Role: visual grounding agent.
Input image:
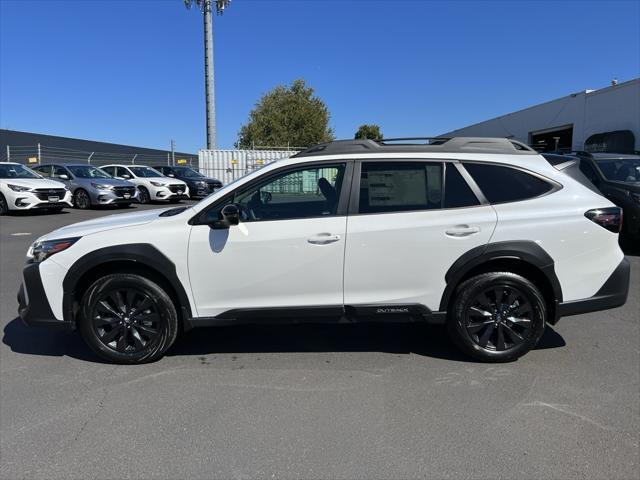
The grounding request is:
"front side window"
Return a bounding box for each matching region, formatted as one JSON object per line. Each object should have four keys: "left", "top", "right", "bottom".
{"left": 53, "top": 165, "right": 69, "bottom": 178}
{"left": 101, "top": 166, "right": 115, "bottom": 176}
{"left": 358, "top": 162, "right": 442, "bottom": 214}
{"left": 595, "top": 158, "right": 640, "bottom": 183}
{"left": 234, "top": 164, "right": 346, "bottom": 222}
{"left": 464, "top": 163, "right": 554, "bottom": 204}
{"left": 0, "top": 164, "right": 41, "bottom": 179}
{"left": 67, "top": 165, "right": 112, "bottom": 179}
{"left": 34, "top": 165, "right": 52, "bottom": 177}
{"left": 129, "top": 166, "right": 162, "bottom": 178}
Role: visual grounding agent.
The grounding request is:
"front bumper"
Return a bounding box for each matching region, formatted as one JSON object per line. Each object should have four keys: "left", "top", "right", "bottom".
{"left": 10, "top": 191, "right": 73, "bottom": 210}
{"left": 91, "top": 189, "right": 139, "bottom": 205}
{"left": 154, "top": 185, "right": 189, "bottom": 201}
{"left": 18, "top": 262, "right": 74, "bottom": 330}
{"left": 557, "top": 258, "right": 631, "bottom": 319}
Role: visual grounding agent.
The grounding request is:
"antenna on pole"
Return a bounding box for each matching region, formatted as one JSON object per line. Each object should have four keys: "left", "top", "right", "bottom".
{"left": 184, "top": 1, "right": 231, "bottom": 150}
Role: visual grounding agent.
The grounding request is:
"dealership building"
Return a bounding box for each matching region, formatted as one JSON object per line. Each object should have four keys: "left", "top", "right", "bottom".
{"left": 441, "top": 77, "right": 639, "bottom": 153}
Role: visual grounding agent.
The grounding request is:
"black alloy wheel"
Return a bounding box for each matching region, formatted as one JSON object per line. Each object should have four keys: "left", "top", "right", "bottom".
{"left": 74, "top": 189, "right": 91, "bottom": 209}
{"left": 465, "top": 285, "right": 533, "bottom": 351}
{"left": 79, "top": 273, "right": 178, "bottom": 363}
{"left": 91, "top": 288, "right": 161, "bottom": 353}
{"left": 448, "top": 272, "right": 546, "bottom": 362}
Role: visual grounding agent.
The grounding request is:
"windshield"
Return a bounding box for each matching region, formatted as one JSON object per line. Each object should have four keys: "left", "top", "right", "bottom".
{"left": 67, "top": 165, "right": 112, "bottom": 179}
{"left": 0, "top": 164, "right": 41, "bottom": 179}
{"left": 129, "top": 166, "right": 163, "bottom": 178}
{"left": 596, "top": 158, "right": 640, "bottom": 183}
{"left": 175, "top": 167, "right": 204, "bottom": 178}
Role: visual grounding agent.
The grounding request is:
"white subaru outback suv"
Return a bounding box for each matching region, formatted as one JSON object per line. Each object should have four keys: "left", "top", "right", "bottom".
{"left": 101, "top": 164, "right": 188, "bottom": 204}
{"left": 18, "top": 138, "right": 630, "bottom": 364}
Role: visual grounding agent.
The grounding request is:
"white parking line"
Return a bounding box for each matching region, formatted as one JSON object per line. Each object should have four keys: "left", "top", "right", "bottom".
{"left": 11, "top": 232, "right": 32, "bottom": 236}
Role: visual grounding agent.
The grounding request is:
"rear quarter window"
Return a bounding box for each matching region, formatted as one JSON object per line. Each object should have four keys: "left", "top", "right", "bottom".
{"left": 464, "top": 163, "right": 554, "bottom": 204}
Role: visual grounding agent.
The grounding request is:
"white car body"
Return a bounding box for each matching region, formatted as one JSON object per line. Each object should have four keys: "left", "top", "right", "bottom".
{"left": 18, "top": 138, "right": 630, "bottom": 362}
{"left": 101, "top": 164, "right": 189, "bottom": 202}
{"left": 0, "top": 162, "right": 73, "bottom": 212}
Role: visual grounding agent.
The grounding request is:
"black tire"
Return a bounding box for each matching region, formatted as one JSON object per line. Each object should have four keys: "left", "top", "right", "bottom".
{"left": 0, "top": 193, "right": 8, "bottom": 215}
{"left": 79, "top": 273, "right": 178, "bottom": 364}
{"left": 138, "top": 187, "right": 150, "bottom": 204}
{"left": 447, "top": 272, "right": 547, "bottom": 363}
{"left": 74, "top": 189, "right": 91, "bottom": 209}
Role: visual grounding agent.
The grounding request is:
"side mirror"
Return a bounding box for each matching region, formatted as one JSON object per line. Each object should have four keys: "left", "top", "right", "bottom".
{"left": 210, "top": 204, "right": 240, "bottom": 229}
{"left": 167, "top": 173, "right": 175, "bottom": 178}
{"left": 58, "top": 174, "right": 69, "bottom": 180}
{"left": 121, "top": 174, "right": 131, "bottom": 179}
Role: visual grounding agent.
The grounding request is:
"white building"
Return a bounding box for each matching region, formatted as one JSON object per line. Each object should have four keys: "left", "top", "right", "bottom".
{"left": 441, "top": 77, "right": 639, "bottom": 153}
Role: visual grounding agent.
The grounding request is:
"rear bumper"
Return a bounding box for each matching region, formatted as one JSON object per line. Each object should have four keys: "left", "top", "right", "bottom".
{"left": 557, "top": 258, "right": 630, "bottom": 319}
{"left": 17, "top": 262, "right": 74, "bottom": 330}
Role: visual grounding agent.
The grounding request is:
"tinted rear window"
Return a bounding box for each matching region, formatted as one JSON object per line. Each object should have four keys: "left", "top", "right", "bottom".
{"left": 464, "top": 163, "right": 554, "bottom": 204}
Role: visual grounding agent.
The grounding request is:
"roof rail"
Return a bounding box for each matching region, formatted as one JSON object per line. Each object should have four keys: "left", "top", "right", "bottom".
{"left": 292, "top": 137, "right": 537, "bottom": 158}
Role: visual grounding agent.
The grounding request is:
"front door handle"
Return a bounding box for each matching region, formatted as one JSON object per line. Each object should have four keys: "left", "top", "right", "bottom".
{"left": 445, "top": 225, "right": 481, "bottom": 237}
{"left": 307, "top": 233, "right": 341, "bottom": 245}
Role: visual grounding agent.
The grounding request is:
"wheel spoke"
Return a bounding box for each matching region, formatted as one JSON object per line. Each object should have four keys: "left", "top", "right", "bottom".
{"left": 94, "top": 316, "right": 119, "bottom": 327}
{"left": 496, "top": 324, "right": 506, "bottom": 350}
{"left": 133, "top": 312, "right": 160, "bottom": 324}
{"left": 469, "top": 306, "right": 492, "bottom": 317}
{"left": 136, "top": 296, "right": 152, "bottom": 312}
{"left": 503, "top": 324, "right": 525, "bottom": 344}
{"left": 507, "top": 316, "right": 532, "bottom": 326}
{"left": 136, "top": 323, "right": 159, "bottom": 339}
{"left": 97, "top": 300, "right": 120, "bottom": 318}
{"left": 494, "top": 287, "right": 504, "bottom": 306}
{"left": 467, "top": 319, "right": 494, "bottom": 333}
{"left": 116, "top": 329, "right": 128, "bottom": 351}
{"left": 130, "top": 327, "right": 146, "bottom": 349}
{"left": 126, "top": 290, "right": 137, "bottom": 310}
{"left": 477, "top": 324, "right": 495, "bottom": 348}
{"left": 100, "top": 325, "right": 122, "bottom": 344}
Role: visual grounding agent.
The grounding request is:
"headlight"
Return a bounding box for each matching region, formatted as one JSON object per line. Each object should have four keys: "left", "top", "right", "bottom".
{"left": 91, "top": 183, "right": 113, "bottom": 190}
{"left": 31, "top": 237, "right": 81, "bottom": 263}
{"left": 150, "top": 181, "right": 167, "bottom": 187}
{"left": 8, "top": 184, "right": 31, "bottom": 192}
{"left": 195, "top": 181, "right": 207, "bottom": 187}
{"left": 630, "top": 192, "right": 640, "bottom": 205}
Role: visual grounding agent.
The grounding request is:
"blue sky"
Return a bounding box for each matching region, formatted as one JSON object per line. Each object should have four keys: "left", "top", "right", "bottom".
{"left": 1, "top": 0, "right": 638, "bottom": 152}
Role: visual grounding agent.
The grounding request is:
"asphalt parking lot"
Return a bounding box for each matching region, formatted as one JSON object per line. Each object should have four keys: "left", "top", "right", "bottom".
{"left": 0, "top": 203, "right": 638, "bottom": 480}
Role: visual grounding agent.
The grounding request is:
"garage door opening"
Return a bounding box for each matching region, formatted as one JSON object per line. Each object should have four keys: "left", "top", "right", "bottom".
{"left": 530, "top": 125, "right": 573, "bottom": 152}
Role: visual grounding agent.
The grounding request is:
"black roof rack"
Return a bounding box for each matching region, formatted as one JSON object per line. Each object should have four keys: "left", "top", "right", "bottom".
{"left": 292, "top": 137, "right": 537, "bottom": 158}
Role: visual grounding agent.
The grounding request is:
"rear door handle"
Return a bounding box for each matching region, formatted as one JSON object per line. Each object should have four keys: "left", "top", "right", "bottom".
{"left": 307, "top": 233, "right": 341, "bottom": 245}
{"left": 445, "top": 225, "right": 481, "bottom": 237}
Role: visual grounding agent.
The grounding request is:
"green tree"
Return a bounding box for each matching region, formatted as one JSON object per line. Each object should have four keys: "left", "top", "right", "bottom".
{"left": 354, "top": 124, "right": 383, "bottom": 140}
{"left": 236, "top": 79, "right": 334, "bottom": 149}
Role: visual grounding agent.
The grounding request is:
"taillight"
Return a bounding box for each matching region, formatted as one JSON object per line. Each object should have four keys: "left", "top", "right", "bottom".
{"left": 585, "top": 207, "right": 623, "bottom": 233}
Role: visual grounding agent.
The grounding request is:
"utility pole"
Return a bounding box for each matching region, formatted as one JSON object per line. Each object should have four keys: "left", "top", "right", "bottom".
{"left": 171, "top": 139, "right": 176, "bottom": 166}
{"left": 184, "top": 0, "right": 231, "bottom": 150}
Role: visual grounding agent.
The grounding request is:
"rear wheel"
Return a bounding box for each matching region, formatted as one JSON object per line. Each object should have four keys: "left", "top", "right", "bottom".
{"left": 0, "top": 193, "right": 8, "bottom": 215}
{"left": 138, "top": 187, "right": 150, "bottom": 204}
{"left": 447, "top": 272, "right": 547, "bottom": 362}
{"left": 79, "top": 273, "right": 178, "bottom": 364}
{"left": 74, "top": 189, "right": 91, "bottom": 209}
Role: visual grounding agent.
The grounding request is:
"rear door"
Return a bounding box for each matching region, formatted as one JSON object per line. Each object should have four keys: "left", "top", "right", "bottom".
{"left": 343, "top": 160, "right": 497, "bottom": 311}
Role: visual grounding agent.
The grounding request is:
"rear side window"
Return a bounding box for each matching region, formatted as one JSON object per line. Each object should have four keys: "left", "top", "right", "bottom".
{"left": 359, "top": 162, "right": 442, "bottom": 213}
{"left": 444, "top": 164, "right": 480, "bottom": 208}
{"left": 464, "top": 163, "right": 554, "bottom": 204}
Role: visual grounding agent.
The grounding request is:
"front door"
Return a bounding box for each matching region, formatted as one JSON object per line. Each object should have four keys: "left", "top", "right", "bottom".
{"left": 187, "top": 162, "right": 351, "bottom": 318}
{"left": 344, "top": 160, "right": 497, "bottom": 311}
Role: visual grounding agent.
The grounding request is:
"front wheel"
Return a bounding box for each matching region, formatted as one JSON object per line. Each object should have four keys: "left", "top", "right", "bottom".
{"left": 74, "top": 189, "right": 91, "bottom": 209}
{"left": 0, "top": 193, "right": 8, "bottom": 215}
{"left": 138, "top": 187, "right": 150, "bottom": 204}
{"left": 447, "top": 272, "right": 547, "bottom": 362}
{"left": 79, "top": 273, "right": 179, "bottom": 364}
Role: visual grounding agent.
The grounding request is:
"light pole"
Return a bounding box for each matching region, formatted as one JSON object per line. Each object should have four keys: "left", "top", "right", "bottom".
{"left": 184, "top": 0, "right": 231, "bottom": 150}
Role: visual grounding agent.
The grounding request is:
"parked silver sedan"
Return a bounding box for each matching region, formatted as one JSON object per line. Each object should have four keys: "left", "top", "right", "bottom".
{"left": 32, "top": 163, "right": 138, "bottom": 209}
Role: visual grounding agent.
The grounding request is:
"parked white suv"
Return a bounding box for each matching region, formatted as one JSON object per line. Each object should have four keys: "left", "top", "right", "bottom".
{"left": 101, "top": 164, "right": 188, "bottom": 204}
{"left": 18, "top": 138, "right": 630, "bottom": 364}
{"left": 0, "top": 162, "right": 73, "bottom": 214}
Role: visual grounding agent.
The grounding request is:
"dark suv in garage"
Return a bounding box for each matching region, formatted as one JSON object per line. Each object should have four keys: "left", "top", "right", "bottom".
{"left": 155, "top": 166, "right": 222, "bottom": 199}
{"left": 570, "top": 152, "right": 640, "bottom": 239}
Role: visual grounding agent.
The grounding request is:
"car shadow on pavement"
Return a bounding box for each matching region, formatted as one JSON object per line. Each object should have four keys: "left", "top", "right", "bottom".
{"left": 2, "top": 317, "right": 97, "bottom": 362}
{"left": 3, "top": 318, "right": 565, "bottom": 364}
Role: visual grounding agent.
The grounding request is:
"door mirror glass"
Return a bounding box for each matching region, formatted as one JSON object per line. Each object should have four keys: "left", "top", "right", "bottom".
{"left": 211, "top": 204, "right": 240, "bottom": 229}
{"left": 121, "top": 174, "right": 131, "bottom": 179}
{"left": 58, "top": 174, "right": 69, "bottom": 180}
{"left": 167, "top": 173, "right": 175, "bottom": 177}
